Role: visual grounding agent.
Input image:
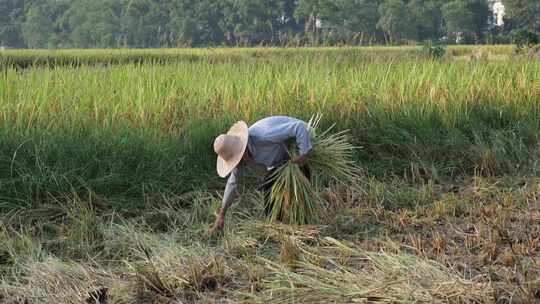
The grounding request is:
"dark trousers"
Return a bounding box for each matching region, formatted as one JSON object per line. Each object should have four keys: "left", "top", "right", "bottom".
{"left": 262, "top": 164, "right": 311, "bottom": 218}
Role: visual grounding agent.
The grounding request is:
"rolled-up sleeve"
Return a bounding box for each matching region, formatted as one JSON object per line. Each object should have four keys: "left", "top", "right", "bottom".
{"left": 222, "top": 167, "right": 241, "bottom": 208}
{"left": 293, "top": 121, "right": 313, "bottom": 156}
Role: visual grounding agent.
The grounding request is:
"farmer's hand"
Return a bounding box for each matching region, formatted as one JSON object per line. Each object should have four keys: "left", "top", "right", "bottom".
{"left": 204, "top": 214, "right": 225, "bottom": 239}
{"left": 290, "top": 154, "right": 308, "bottom": 166}
{"left": 214, "top": 213, "right": 225, "bottom": 230}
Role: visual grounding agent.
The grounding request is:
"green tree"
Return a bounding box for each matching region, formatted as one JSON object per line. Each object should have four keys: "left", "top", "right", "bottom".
{"left": 294, "top": 0, "right": 379, "bottom": 45}
{"left": 502, "top": 0, "right": 540, "bottom": 33}
{"left": 280, "top": 0, "right": 302, "bottom": 31}
{"left": 168, "top": 0, "right": 225, "bottom": 46}
{"left": 60, "top": 0, "right": 123, "bottom": 48}
{"left": 0, "top": 0, "right": 506, "bottom": 48}
{"left": 120, "top": 0, "right": 171, "bottom": 47}
{"left": 334, "top": 0, "right": 380, "bottom": 44}
{"left": 294, "top": 0, "right": 334, "bottom": 44}
{"left": 442, "top": 0, "right": 490, "bottom": 43}
{"left": 407, "top": 0, "right": 444, "bottom": 42}
{"left": 223, "top": 0, "right": 283, "bottom": 45}
{"left": 44, "top": 0, "right": 71, "bottom": 48}
{"left": 22, "top": 4, "right": 54, "bottom": 48}
{"left": 442, "top": 0, "right": 475, "bottom": 43}
{"left": 468, "top": 0, "right": 490, "bottom": 41}
{"left": 0, "top": 0, "right": 25, "bottom": 47}
{"left": 377, "top": 0, "right": 413, "bottom": 44}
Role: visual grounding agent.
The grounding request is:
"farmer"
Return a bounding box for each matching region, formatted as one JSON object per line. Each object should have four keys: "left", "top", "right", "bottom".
{"left": 211, "top": 116, "right": 312, "bottom": 231}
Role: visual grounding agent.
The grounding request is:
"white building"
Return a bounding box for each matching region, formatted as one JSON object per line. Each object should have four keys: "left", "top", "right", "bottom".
{"left": 491, "top": 0, "right": 505, "bottom": 26}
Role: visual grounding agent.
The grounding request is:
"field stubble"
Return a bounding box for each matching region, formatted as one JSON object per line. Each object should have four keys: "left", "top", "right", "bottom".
{"left": 1, "top": 175, "right": 539, "bottom": 303}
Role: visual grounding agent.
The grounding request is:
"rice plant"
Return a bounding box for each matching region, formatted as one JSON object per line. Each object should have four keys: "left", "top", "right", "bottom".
{"left": 0, "top": 47, "right": 537, "bottom": 209}
{"left": 0, "top": 45, "right": 514, "bottom": 69}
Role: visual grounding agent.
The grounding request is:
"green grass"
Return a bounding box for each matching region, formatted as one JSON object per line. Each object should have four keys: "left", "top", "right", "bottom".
{"left": 0, "top": 47, "right": 538, "bottom": 210}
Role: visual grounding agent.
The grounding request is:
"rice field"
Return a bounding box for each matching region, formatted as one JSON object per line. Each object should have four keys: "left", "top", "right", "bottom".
{"left": 0, "top": 45, "right": 515, "bottom": 68}
{"left": 0, "top": 46, "right": 539, "bottom": 303}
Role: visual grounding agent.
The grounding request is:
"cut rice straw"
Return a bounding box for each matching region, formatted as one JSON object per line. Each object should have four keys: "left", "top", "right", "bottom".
{"left": 267, "top": 114, "right": 358, "bottom": 225}
{"left": 254, "top": 237, "right": 494, "bottom": 303}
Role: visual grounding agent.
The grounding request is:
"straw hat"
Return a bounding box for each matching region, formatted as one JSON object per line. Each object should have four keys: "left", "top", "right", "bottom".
{"left": 214, "top": 121, "right": 249, "bottom": 177}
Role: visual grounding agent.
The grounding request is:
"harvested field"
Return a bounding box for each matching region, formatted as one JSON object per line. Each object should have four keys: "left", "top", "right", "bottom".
{"left": 0, "top": 46, "right": 538, "bottom": 303}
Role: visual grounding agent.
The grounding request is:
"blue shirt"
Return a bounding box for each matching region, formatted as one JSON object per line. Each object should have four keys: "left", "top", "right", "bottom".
{"left": 222, "top": 116, "right": 313, "bottom": 208}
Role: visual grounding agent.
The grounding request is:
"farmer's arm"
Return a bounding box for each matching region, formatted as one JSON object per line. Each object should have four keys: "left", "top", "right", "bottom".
{"left": 287, "top": 121, "right": 313, "bottom": 165}
{"left": 213, "top": 167, "right": 241, "bottom": 230}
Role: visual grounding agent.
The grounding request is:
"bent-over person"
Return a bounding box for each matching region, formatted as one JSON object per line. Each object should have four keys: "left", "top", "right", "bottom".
{"left": 211, "top": 116, "right": 312, "bottom": 231}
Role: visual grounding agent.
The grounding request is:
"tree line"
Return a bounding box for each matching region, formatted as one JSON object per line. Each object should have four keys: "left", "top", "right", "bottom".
{"left": 0, "top": 0, "right": 538, "bottom": 49}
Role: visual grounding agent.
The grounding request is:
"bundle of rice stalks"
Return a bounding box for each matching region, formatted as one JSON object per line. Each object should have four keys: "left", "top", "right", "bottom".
{"left": 306, "top": 114, "right": 358, "bottom": 184}
{"left": 268, "top": 164, "right": 319, "bottom": 225}
{"left": 254, "top": 237, "right": 494, "bottom": 303}
{"left": 267, "top": 114, "right": 357, "bottom": 225}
